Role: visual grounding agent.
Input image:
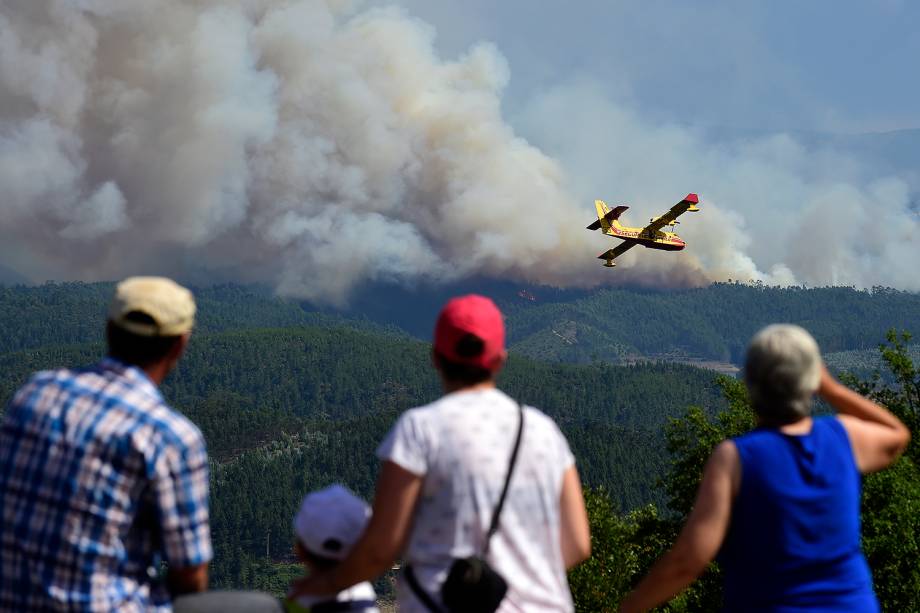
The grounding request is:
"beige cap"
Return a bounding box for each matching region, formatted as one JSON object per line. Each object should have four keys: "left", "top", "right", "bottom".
{"left": 108, "top": 276, "right": 196, "bottom": 337}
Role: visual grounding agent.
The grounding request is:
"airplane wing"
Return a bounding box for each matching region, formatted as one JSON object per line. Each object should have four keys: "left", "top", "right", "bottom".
{"left": 642, "top": 193, "right": 700, "bottom": 235}
{"left": 598, "top": 240, "right": 636, "bottom": 263}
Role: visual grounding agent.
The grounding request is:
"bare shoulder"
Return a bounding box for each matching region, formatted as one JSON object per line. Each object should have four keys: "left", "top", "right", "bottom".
{"left": 710, "top": 440, "right": 739, "bottom": 466}
{"left": 706, "top": 440, "right": 741, "bottom": 495}
{"left": 835, "top": 414, "right": 872, "bottom": 441}
{"left": 836, "top": 414, "right": 860, "bottom": 430}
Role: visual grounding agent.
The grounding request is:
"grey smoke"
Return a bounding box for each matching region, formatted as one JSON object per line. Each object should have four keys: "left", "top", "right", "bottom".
{"left": 0, "top": 1, "right": 917, "bottom": 302}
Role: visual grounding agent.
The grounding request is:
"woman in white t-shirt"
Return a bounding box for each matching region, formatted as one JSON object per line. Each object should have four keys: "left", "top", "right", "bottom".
{"left": 292, "top": 295, "right": 591, "bottom": 612}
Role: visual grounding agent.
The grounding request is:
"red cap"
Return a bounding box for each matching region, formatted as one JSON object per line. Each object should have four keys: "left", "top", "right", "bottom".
{"left": 433, "top": 295, "right": 505, "bottom": 371}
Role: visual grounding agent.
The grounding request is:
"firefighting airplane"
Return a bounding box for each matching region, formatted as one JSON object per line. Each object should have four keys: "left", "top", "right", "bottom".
{"left": 586, "top": 193, "right": 700, "bottom": 267}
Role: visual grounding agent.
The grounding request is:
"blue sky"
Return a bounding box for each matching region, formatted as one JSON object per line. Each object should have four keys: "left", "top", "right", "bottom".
{"left": 388, "top": 0, "right": 920, "bottom": 134}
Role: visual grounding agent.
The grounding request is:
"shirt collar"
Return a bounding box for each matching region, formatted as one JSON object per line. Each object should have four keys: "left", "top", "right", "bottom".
{"left": 99, "top": 356, "right": 164, "bottom": 401}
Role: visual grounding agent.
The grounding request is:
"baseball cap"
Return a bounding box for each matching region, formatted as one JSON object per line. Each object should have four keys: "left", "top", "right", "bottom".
{"left": 293, "top": 485, "right": 370, "bottom": 561}
{"left": 433, "top": 294, "right": 505, "bottom": 371}
{"left": 108, "top": 276, "right": 196, "bottom": 337}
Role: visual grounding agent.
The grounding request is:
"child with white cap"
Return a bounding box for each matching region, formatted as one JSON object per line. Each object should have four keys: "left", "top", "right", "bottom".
{"left": 285, "top": 485, "right": 380, "bottom": 613}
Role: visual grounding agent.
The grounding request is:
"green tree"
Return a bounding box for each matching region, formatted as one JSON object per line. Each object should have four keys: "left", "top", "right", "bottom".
{"left": 567, "top": 489, "right": 638, "bottom": 610}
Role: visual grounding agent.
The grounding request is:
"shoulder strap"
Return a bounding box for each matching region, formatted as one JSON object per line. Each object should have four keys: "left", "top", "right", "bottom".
{"left": 483, "top": 401, "right": 525, "bottom": 555}
{"left": 404, "top": 564, "right": 443, "bottom": 613}
{"left": 402, "top": 402, "right": 525, "bottom": 610}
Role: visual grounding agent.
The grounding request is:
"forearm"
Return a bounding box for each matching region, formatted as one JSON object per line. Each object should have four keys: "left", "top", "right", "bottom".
{"left": 559, "top": 466, "right": 591, "bottom": 569}
{"left": 318, "top": 543, "right": 395, "bottom": 595}
{"left": 167, "top": 564, "right": 209, "bottom": 596}
{"left": 621, "top": 442, "right": 736, "bottom": 613}
{"left": 822, "top": 376, "right": 907, "bottom": 433}
{"left": 562, "top": 538, "right": 591, "bottom": 569}
{"left": 619, "top": 550, "right": 703, "bottom": 613}
{"left": 292, "top": 462, "right": 421, "bottom": 599}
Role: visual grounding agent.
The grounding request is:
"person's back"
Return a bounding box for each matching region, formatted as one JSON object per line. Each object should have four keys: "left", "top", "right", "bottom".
{"left": 289, "top": 295, "right": 591, "bottom": 613}
{"left": 0, "top": 277, "right": 211, "bottom": 612}
{"left": 0, "top": 362, "right": 209, "bottom": 610}
{"left": 618, "top": 325, "right": 908, "bottom": 613}
{"left": 384, "top": 387, "right": 575, "bottom": 610}
{"left": 720, "top": 416, "right": 876, "bottom": 612}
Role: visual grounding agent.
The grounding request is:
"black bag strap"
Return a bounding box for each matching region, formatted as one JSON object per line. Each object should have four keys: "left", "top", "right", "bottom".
{"left": 404, "top": 400, "right": 525, "bottom": 612}
{"left": 405, "top": 564, "right": 444, "bottom": 613}
{"left": 483, "top": 401, "right": 525, "bottom": 555}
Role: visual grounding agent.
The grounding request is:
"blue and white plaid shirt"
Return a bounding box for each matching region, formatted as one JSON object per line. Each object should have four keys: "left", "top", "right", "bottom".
{"left": 0, "top": 357, "right": 211, "bottom": 612}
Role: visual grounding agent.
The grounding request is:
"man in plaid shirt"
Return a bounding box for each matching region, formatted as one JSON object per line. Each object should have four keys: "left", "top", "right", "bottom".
{"left": 0, "top": 277, "right": 211, "bottom": 612}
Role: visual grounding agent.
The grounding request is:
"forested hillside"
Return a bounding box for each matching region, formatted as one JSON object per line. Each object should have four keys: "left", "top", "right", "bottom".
{"left": 4, "top": 281, "right": 918, "bottom": 367}
{"left": 2, "top": 281, "right": 917, "bottom": 602}
{"left": 0, "top": 319, "right": 726, "bottom": 590}
{"left": 825, "top": 344, "right": 920, "bottom": 381}
{"left": 0, "top": 326, "right": 726, "bottom": 430}
{"left": 0, "top": 282, "right": 400, "bottom": 354}
{"left": 0, "top": 325, "right": 719, "bottom": 507}
{"left": 504, "top": 283, "right": 920, "bottom": 364}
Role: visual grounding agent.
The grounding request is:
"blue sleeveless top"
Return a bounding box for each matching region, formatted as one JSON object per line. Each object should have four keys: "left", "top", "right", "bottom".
{"left": 720, "top": 416, "right": 879, "bottom": 612}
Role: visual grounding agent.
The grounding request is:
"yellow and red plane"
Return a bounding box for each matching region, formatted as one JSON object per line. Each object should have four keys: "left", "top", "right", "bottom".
{"left": 586, "top": 193, "right": 700, "bottom": 267}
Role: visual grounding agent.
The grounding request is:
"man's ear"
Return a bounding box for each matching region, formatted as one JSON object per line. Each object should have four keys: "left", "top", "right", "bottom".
{"left": 169, "top": 332, "right": 191, "bottom": 363}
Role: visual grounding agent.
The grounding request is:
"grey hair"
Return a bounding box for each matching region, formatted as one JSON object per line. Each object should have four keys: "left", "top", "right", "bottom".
{"left": 744, "top": 324, "right": 821, "bottom": 423}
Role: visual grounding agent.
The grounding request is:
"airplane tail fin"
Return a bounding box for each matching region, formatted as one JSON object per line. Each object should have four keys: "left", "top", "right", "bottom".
{"left": 587, "top": 200, "right": 628, "bottom": 232}
{"left": 593, "top": 200, "right": 612, "bottom": 232}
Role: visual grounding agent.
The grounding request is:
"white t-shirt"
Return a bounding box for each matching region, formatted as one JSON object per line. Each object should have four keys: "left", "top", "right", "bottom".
{"left": 377, "top": 388, "right": 576, "bottom": 612}
{"left": 294, "top": 581, "right": 379, "bottom": 612}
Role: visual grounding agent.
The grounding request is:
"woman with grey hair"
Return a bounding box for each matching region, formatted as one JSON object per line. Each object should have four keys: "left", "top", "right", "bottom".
{"left": 619, "top": 324, "right": 910, "bottom": 613}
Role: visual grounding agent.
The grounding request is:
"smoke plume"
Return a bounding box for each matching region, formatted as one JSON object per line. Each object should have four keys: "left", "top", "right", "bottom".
{"left": 0, "top": 1, "right": 917, "bottom": 301}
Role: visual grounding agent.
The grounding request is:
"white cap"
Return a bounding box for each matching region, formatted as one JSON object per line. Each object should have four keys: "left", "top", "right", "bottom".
{"left": 108, "top": 276, "right": 196, "bottom": 337}
{"left": 294, "top": 485, "right": 370, "bottom": 560}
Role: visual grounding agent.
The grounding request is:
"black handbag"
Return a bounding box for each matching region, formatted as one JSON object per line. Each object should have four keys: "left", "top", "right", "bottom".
{"left": 405, "top": 401, "right": 525, "bottom": 613}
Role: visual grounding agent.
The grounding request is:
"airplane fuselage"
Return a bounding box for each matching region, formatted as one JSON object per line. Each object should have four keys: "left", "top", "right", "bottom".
{"left": 605, "top": 220, "right": 686, "bottom": 251}
{"left": 587, "top": 194, "right": 699, "bottom": 267}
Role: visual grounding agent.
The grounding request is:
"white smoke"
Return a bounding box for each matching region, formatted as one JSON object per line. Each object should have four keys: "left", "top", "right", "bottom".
{"left": 0, "top": 0, "right": 917, "bottom": 301}
{"left": 516, "top": 80, "right": 920, "bottom": 290}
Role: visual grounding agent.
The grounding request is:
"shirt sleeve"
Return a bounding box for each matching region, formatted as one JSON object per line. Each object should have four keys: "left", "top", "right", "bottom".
{"left": 152, "top": 423, "right": 212, "bottom": 568}
{"left": 547, "top": 413, "right": 576, "bottom": 471}
{"left": 376, "top": 410, "right": 430, "bottom": 477}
